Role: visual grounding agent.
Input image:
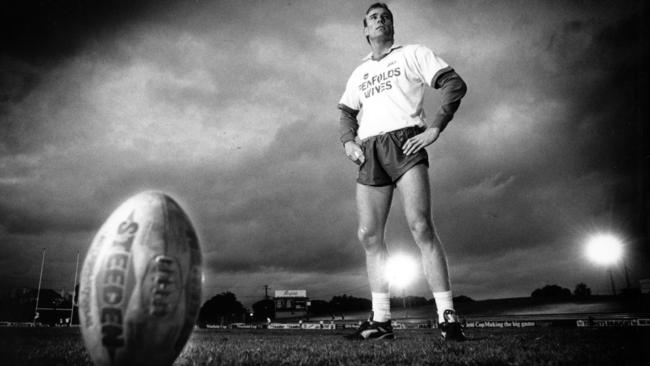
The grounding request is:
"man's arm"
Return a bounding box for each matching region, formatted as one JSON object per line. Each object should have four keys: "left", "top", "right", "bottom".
{"left": 339, "top": 103, "right": 359, "bottom": 144}
{"left": 428, "top": 70, "right": 467, "bottom": 132}
{"left": 338, "top": 104, "right": 365, "bottom": 164}
{"left": 402, "top": 70, "right": 467, "bottom": 155}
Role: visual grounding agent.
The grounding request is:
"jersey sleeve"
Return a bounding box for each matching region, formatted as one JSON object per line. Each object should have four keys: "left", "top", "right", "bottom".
{"left": 409, "top": 45, "right": 452, "bottom": 88}
{"left": 338, "top": 69, "right": 362, "bottom": 111}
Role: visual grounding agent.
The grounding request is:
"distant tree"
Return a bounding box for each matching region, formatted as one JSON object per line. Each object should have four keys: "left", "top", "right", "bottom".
{"left": 251, "top": 299, "right": 275, "bottom": 321}
{"left": 408, "top": 296, "right": 429, "bottom": 307}
{"left": 573, "top": 283, "right": 592, "bottom": 297}
{"left": 197, "top": 292, "right": 246, "bottom": 327}
{"left": 308, "top": 299, "right": 331, "bottom": 316}
{"left": 390, "top": 296, "right": 402, "bottom": 308}
{"left": 621, "top": 287, "right": 640, "bottom": 296}
{"left": 531, "top": 284, "right": 571, "bottom": 298}
{"left": 330, "top": 294, "right": 371, "bottom": 313}
{"left": 390, "top": 296, "right": 428, "bottom": 308}
{"left": 453, "top": 295, "right": 475, "bottom": 303}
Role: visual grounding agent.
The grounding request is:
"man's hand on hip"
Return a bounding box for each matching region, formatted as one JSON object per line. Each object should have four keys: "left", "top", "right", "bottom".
{"left": 403, "top": 127, "right": 440, "bottom": 155}
{"left": 344, "top": 141, "right": 365, "bottom": 165}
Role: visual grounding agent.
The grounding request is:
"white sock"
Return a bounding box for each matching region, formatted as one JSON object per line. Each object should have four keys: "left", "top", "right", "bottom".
{"left": 433, "top": 290, "right": 454, "bottom": 323}
{"left": 371, "top": 292, "right": 391, "bottom": 322}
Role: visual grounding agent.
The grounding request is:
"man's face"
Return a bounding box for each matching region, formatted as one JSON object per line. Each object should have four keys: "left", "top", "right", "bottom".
{"left": 364, "top": 7, "right": 394, "bottom": 42}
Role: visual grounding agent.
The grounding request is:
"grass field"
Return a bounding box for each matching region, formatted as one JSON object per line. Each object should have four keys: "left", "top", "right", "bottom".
{"left": 1, "top": 326, "right": 648, "bottom": 366}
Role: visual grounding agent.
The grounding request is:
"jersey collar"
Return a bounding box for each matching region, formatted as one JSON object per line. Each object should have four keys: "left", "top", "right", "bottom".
{"left": 363, "top": 44, "right": 403, "bottom": 61}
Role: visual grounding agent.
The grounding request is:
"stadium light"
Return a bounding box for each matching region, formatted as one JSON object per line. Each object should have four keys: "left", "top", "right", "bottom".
{"left": 585, "top": 233, "right": 623, "bottom": 266}
{"left": 585, "top": 233, "right": 624, "bottom": 295}
{"left": 385, "top": 253, "right": 417, "bottom": 290}
{"left": 385, "top": 253, "right": 417, "bottom": 319}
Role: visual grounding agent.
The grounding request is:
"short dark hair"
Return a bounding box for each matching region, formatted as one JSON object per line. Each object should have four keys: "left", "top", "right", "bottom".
{"left": 363, "top": 2, "right": 393, "bottom": 27}
{"left": 363, "top": 3, "right": 393, "bottom": 44}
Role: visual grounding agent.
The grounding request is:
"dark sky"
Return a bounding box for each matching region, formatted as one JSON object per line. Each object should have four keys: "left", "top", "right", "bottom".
{"left": 1, "top": 0, "right": 648, "bottom": 306}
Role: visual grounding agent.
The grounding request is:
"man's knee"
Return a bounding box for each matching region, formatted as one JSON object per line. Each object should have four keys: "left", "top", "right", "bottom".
{"left": 408, "top": 217, "right": 434, "bottom": 239}
{"left": 357, "top": 225, "right": 383, "bottom": 250}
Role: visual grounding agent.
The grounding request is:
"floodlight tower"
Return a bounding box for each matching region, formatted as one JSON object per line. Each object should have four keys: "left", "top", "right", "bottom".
{"left": 34, "top": 248, "right": 46, "bottom": 326}
{"left": 385, "top": 254, "right": 417, "bottom": 318}
{"left": 585, "top": 233, "right": 623, "bottom": 295}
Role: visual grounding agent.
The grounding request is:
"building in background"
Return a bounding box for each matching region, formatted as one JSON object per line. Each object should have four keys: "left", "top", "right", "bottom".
{"left": 274, "top": 290, "right": 309, "bottom": 319}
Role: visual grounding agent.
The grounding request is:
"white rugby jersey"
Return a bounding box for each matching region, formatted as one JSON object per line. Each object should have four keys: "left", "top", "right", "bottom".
{"left": 339, "top": 44, "right": 451, "bottom": 140}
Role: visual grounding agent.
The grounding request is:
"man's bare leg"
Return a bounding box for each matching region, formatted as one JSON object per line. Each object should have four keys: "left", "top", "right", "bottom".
{"left": 356, "top": 183, "right": 393, "bottom": 322}
{"left": 396, "top": 164, "right": 451, "bottom": 292}
{"left": 396, "top": 163, "right": 465, "bottom": 338}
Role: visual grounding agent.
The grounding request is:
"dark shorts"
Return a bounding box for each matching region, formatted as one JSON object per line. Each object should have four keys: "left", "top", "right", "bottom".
{"left": 357, "top": 126, "right": 429, "bottom": 186}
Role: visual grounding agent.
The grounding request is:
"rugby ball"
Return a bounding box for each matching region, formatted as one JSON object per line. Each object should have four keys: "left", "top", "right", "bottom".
{"left": 78, "top": 191, "right": 202, "bottom": 366}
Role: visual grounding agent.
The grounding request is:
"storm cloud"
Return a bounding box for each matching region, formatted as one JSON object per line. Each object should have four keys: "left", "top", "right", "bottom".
{"left": 1, "top": 0, "right": 647, "bottom": 305}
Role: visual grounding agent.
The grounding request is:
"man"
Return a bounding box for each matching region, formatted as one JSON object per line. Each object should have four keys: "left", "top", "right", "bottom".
{"left": 338, "top": 3, "right": 467, "bottom": 341}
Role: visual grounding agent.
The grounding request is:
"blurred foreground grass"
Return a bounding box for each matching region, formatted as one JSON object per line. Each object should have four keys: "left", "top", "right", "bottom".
{"left": 1, "top": 326, "right": 648, "bottom": 365}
